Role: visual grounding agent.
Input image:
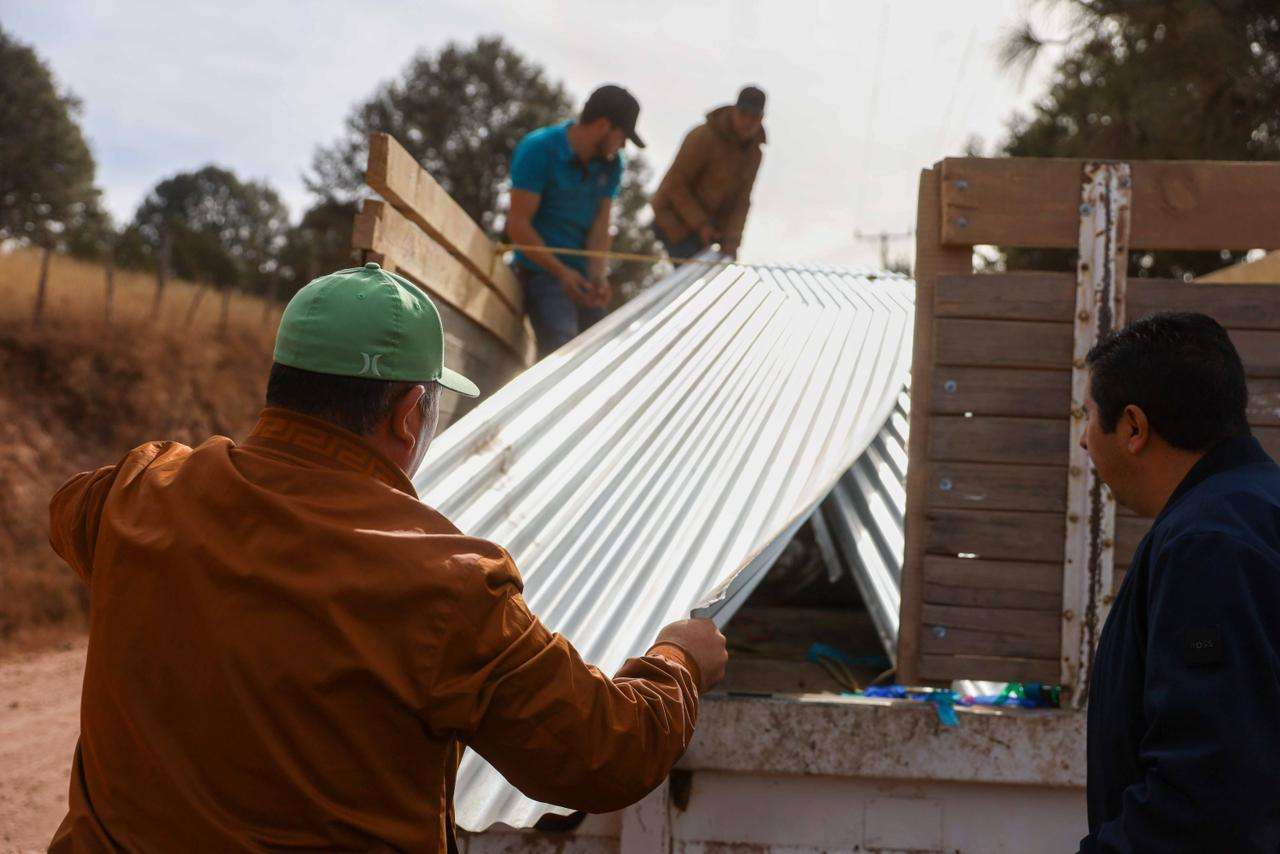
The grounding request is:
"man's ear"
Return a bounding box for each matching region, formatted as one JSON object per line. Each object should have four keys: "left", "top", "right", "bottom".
{"left": 1123, "top": 404, "right": 1150, "bottom": 455}
{"left": 391, "top": 384, "right": 427, "bottom": 448}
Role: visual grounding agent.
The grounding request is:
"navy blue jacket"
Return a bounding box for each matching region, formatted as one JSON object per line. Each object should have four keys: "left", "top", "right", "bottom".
{"left": 1080, "top": 435, "right": 1280, "bottom": 852}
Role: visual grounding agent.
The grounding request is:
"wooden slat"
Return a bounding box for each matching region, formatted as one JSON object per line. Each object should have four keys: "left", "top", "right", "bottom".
{"left": 936, "top": 273, "right": 1074, "bottom": 321}
{"left": 898, "top": 166, "right": 974, "bottom": 686}
{"left": 353, "top": 201, "right": 528, "bottom": 358}
{"left": 937, "top": 274, "right": 1280, "bottom": 331}
{"left": 923, "top": 604, "right": 1060, "bottom": 637}
{"left": 930, "top": 415, "right": 1067, "bottom": 465}
{"left": 921, "top": 619, "right": 1060, "bottom": 660}
{"left": 929, "top": 461, "right": 1066, "bottom": 513}
{"left": 926, "top": 509, "right": 1063, "bottom": 562}
{"left": 1130, "top": 281, "right": 1280, "bottom": 330}
{"left": 935, "top": 317, "right": 1280, "bottom": 377}
{"left": 925, "top": 556, "right": 1062, "bottom": 621}
{"left": 920, "top": 654, "right": 1059, "bottom": 683}
{"left": 932, "top": 367, "right": 1070, "bottom": 418}
{"left": 940, "top": 158, "right": 1280, "bottom": 250}
{"left": 935, "top": 318, "right": 1072, "bottom": 369}
{"left": 934, "top": 367, "right": 1280, "bottom": 425}
{"left": 365, "top": 133, "right": 522, "bottom": 313}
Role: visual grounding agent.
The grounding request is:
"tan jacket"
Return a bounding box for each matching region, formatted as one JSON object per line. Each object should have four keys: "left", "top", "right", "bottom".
{"left": 651, "top": 105, "right": 766, "bottom": 255}
{"left": 47, "top": 407, "right": 700, "bottom": 853}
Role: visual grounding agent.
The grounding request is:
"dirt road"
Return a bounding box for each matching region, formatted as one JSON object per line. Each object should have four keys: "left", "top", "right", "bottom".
{"left": 0, "top": 641, "right": 85, "bottom": 853}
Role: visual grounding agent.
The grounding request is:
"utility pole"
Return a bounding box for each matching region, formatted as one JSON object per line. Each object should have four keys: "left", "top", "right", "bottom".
{"left": 854, "top": 229, "right": 915, "bottom": 270}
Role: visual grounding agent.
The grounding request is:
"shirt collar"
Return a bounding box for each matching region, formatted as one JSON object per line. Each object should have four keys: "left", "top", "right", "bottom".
{"left": 242, "top": 407, "right": 417, "bottom": 497}
{"left": 555, "top": 120, "right": 577, "bottom": 162}
{"left": 1156, "top": 433, "right": 1272, "bottom": 524}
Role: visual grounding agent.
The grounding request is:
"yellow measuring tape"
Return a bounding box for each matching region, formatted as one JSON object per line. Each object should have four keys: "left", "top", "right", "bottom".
{"left": 493, "top": 242, "right": 729, "bottom": 268}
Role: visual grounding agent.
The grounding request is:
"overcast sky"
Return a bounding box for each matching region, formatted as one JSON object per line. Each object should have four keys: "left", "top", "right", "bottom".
{"left": 2, "top": 0, "right": 1062, "bottom": 268}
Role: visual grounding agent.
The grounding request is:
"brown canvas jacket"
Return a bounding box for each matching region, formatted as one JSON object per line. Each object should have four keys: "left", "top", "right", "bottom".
{"left": 47, "top": 407, "right": 700, "bottom": 852}
{"left": 651, "top": 105, "right": 766, "bottom": 255}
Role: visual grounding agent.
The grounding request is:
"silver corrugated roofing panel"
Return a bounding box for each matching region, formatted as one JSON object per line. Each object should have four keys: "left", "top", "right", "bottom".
{"left": 412, "top": 257, "right": 915, "bottom": 831}
{"left": 817, "top": 391, "right": 909, "bottom": 659}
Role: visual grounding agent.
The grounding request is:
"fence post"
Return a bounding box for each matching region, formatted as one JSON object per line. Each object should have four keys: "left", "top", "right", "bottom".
{"left": 151, "top": 231, "right": 171, "bottom": 320}
{"left": 104, "top": 255, "right": 116, "bottom": 325}
{"left": 32, "top": 243, "right": 53, "bottom": 325}
{"left": 184, "top": 278, "right": 209, "bottom": 327}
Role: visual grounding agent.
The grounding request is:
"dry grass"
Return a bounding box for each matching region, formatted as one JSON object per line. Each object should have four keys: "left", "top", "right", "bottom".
{"left": 0, "top": 247, "right": 282, "bottom": 332}
{"left": 0, "top": 248, "right": 278, "bottom": 643}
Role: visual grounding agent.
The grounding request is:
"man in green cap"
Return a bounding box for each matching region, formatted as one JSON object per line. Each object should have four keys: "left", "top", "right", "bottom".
{"left": 47, "top": 263, "right": 727, "bottom": 852}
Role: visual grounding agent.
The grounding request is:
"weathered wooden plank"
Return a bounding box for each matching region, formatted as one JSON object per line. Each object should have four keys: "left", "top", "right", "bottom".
{"left": 924, "top": 604, "right": 1062, "bottom": 635}
{"left": 365, "top": 133, "right": 522, "bottom": 313}
{"left": 935, "top": 318, "right": 1073, "bottom": 369}
{"left": 929, "top": 461, "right": 1066, "bottom": 513}
{"left": 920, "top": 654, "right": 1059, "bottom": 684}
{"left": 936, "top": 273, "right": 1075, "bottom": 322}
{"left": 930, "top": 415, "right": 1068, "bottom": 465}
{"left": 935, "top": 318, "right": 1280, "bottom": 377}
{"left": 931, "top": 367, "right": 1070, "bottom": 418}
{"left": 353, "top": 200, "right": 528, "bottom": 358}
{"left": 940, "top": 158, "right": 1280, "bottom": 250}
{"left": 934, "top": 368, "right": 1280, "bottom": 425}
{"left": 1130, "top": 281, "right": 1280, "bottom": 330}
{"left": 922, "top": 621, "right": 1061, "bottom": 660}
{"left": 925, "top": 509, "right": 1063, "bottom": 563}
{"left": 923, "top": 582, "right": 1062, "bottom": 612}
{"left": 924, "top": 555, "right": 1063, "bottom": 594}
{"left": 898, "top": 166, "right": 974, "bottom": 686}
{"left": 936, "top": 274, "right": 1280, "bottom": 330}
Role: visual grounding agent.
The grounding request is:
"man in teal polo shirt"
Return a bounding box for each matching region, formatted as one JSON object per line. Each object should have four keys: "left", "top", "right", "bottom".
{"left": 506, "top": 84, "right": 644, "bottom": 358}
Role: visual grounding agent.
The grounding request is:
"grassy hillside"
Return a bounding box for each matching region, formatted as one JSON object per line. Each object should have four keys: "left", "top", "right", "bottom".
{"left": 0, "top": 249, "right": 276, "bottom": 643}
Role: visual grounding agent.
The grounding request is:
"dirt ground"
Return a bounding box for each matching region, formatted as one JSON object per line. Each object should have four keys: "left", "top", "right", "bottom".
{"left": 0, "top": 640, "right": 86, "bottom": 853}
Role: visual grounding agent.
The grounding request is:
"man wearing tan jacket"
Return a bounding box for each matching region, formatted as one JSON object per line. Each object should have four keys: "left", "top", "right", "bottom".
{"left": 47, "top": 262, "right": 727, "bottom": 852}
{"left": 651, "top": 85, "right": 767, "bottom": 260}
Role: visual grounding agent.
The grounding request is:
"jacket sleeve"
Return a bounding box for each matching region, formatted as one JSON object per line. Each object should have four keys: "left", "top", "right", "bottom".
{"left": 427, "top": 549, "right": 701, "bottom": 813}
{"left": 719, "top": 152, "right": 761, "bottom": 255}
{"left": 1080, "top": 532, "right": 1280, "bottom": 852}
{"left": 48, "top": 465, "right": 119, "bottom": 581}
{"left": 655, "top": 126, "right": 713, "bottom": 232}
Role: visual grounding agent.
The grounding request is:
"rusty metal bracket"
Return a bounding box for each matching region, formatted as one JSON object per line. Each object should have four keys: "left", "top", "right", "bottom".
{"left": 1062, "top": 162, "right": 1131, "bottom": 707}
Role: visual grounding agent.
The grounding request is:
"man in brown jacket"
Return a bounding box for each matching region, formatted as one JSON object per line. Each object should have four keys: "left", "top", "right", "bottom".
{"left": 47, "top": 262, "right": 727, "bottom": 852}
{"left": 651, "top": 85, "right": 767, "bottom": 260}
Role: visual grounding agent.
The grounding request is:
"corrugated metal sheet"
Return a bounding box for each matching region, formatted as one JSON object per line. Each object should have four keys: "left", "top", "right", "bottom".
{"left": 816, "top": 391, "right": 908, "bottom": 659}
{"left": 412, "top": 257, "right": 915, "bottom": 831}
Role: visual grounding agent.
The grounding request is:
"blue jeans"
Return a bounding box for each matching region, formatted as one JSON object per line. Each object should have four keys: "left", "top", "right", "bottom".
{"left": 654, "top": 226, "right": 706, "bottom": 261}
{"left": 519, "top": 267, "right": 606, "bottom": 360}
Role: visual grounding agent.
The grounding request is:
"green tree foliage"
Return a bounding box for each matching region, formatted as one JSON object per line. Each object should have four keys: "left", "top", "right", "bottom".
{"left": 1000, "top": 1, "right": 1280, "bottom": 278}
{"left": 309, "top": 36, "right": 571, "bottom": 234}
{"left": 309, "top": 35, "right": 662, "bottom": 294}
{"left": 0, "top": 24, "right": 100, "bottom": 249}
{"left": 276, "top": 199, "right": 359, "bottom": 298}
{"left": 126, "top": 166, "right": 290, "bottom": 292}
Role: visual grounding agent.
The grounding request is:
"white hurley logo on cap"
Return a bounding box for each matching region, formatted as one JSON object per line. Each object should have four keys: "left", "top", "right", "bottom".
{"left": 359, "top": 353, "right": 384, "bottom": 377}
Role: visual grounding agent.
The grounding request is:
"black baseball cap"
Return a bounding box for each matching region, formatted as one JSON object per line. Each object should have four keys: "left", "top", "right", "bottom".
{"left": 582, "top": 84, "right": 645, "bottom": 148}
{"left": 736, "top": 85, "right": 767, "bottom": 116}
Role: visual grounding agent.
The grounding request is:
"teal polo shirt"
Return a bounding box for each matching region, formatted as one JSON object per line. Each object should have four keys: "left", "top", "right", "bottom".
{"left": 510, "top": 120, "right": 624, "bottom": 275}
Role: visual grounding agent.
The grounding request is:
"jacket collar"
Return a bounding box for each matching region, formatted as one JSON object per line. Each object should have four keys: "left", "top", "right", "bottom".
{"left": 242, "top": 408, "right": 417, "bottom": 497}
{"left": 1155, "top": 433, "right": 1272, "bottom": 524}
{"left": 706, "top": 105, "right": 767, "bottom": 147}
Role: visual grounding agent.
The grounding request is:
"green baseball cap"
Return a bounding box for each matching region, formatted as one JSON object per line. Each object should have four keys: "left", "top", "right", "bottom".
{"left": 273, "top": 262, "right": 478, "bottom": 397}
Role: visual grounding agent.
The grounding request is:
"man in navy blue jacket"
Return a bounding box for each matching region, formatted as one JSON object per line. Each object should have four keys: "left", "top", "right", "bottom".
{"left": 1079, "top": 312, "right": 1280, "bottom": 852}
